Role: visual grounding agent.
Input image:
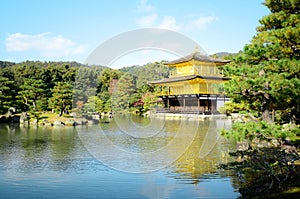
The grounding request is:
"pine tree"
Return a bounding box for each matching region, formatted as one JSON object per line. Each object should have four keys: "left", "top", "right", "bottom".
{"left": 111, "top": 73, "right": 135, "bottom": 112}
{"left": 0, "top": 76, "right": 14, "bottom": 114}
{"left": 221, "top": 1, "right": 300, "bottom": 196}
{"left": 18, "top": 78, "right": 47, "bottom": 112}
{"left": 223, "top": 0, "right": 300, "bottom": 124}
{"left": 49, "top": 82, "right": 73, "bottom": 117}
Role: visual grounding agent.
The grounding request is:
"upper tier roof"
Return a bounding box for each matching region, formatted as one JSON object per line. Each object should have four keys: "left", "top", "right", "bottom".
{"left": 165, "top": 51, "right": 231, "bottom": 65}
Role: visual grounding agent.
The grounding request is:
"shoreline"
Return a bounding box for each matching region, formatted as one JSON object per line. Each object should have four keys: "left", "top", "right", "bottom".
{"left": 0, "top": 112, "right": 245, "bottom": 127}
{"left": 148, "top": 112, "right": 229, "bottom": 120}
{"left": 0, "top": 113, "right": 108, "bottom": 127}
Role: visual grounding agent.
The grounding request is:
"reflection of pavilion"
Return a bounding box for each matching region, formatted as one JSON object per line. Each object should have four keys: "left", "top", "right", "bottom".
{"left": 137, "top": 119, "right": 236, "bottom": 198}
{"left": 167, "top": 119, "right": 232, "bottom": 184}
{"left": 149, "top": 50, "right": 230, "bottom": 114}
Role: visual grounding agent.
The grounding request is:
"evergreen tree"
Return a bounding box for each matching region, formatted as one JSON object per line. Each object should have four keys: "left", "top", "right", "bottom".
{"left": 221, "top": 1, "right": 300, "bottom": 196}
{"left": 96, "top": 91, "right": 111, "bottom": 112}
{"left": 223, "top": 0, "right": 300, "bottom": 124}
{"left": 49, "top": 82, "right": 73, "bottom": 117}
{"left": 111, "top": 73, "right": 135, "bottom": 112}
{"left": 18, "top": 78, "right": 47, "bottom": 111}
{"left": 0, "top": 75, "right": 14, "bottom": 114}
{"left": 73, "top": 67, "right": 99, "bottom": 111}
{"left": 96, "top": 68, "right": 120, "bottom": 112}
{"left": 84, "top": 96, "right": 104, "bottom": 113}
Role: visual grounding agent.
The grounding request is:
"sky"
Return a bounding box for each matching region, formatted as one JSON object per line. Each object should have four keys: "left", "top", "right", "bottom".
{"left": 0, "top": 0, "right": 270, "bottom": 68}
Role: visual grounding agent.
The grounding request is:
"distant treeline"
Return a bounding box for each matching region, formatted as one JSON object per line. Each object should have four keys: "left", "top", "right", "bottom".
{"left": 0, "top": 61, "right": 15, "bottom": 68}
{"left": 0, "top": 60, "right": 172, "bottom": 116}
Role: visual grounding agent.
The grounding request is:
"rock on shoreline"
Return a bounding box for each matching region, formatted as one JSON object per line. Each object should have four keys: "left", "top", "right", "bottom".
{"left": 0, "top": 114, "right": 100, "bottom": 127}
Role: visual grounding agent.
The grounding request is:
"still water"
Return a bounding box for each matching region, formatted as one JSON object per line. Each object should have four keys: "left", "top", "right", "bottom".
{"left": 0, "top": 115, "right": 240, "bottom": 199}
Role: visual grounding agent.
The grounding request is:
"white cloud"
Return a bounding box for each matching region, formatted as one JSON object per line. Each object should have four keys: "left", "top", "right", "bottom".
{"left": 136, "top": 13, "right": 158, "bottom": 27}
{"left": 158, "top": 16, "right": 181, "bottom": 31}
{"left": 135, "top": 1, "right": 217, "bottom": 32}
{"left": 135, "top": 0, "right": 181, "bottom": 30}
{"left": 135, "top": 14, "right": 181, "bottom": 31}
{"left": 187, "top": 16, "right": 218, "bottom": 30}
{"left": 136, "top": 0, "right": 154, "bottom": 13}
{"left": 5, "top": 32, "right": 87, "bottom": 57}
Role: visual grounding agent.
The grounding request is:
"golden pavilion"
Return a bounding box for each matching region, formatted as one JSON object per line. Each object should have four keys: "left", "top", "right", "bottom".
{"left": 149, "top": 50, "right": 231, "bottom": 114}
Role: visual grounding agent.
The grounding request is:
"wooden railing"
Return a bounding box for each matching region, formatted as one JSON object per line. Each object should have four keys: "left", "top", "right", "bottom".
{"left": 157, "top": 89, "right": 220, "bottom": 96}
{"left": 155, "top": 106, "right": 219, "bottom": 114}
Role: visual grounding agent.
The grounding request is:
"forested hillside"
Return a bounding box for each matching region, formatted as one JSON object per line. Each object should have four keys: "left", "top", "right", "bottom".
{"left": 0, "top": 60, "right": 172, "bottom": 117}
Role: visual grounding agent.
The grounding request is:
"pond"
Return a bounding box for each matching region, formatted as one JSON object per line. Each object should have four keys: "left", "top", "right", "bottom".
{"left": 0, "top": 115, "right": 240, "bottom": 198}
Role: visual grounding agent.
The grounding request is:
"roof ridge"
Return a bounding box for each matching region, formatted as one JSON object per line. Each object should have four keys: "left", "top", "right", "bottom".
{"left": 166, "top": 51, "right": 230, "bottom": 65}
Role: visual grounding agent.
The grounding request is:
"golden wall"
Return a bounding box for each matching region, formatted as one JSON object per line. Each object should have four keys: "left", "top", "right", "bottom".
{"left": 169, "top": 59, "right": 223, "bottom": 77}
{"left": 158, "top": 79, "right": 225, "bottom": 96}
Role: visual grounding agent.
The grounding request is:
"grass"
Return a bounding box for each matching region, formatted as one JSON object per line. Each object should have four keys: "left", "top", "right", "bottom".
{"left": 37, "top": 112, "right": 76, "bottom": 123}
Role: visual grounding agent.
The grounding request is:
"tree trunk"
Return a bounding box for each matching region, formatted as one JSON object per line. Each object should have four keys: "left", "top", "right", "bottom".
{"left": 23, "top": 97, "right": 28, "bottom": 105}
{"left": 290, "top": 100, "right": 297, "bottom": 124}
{"left": 260, "top": 78, "right": 273, "bottom": 123}
{"left": 33, "top": 100, "right": 36, "bottom": 111}
{"left": 59, "top": 103, "right": 65, "bottom": 117}
{"left": 261, "top": 93, "right": 273, "bottom": 123}
{"left": 59, "top": 109, "right": 63, "bottom": 117}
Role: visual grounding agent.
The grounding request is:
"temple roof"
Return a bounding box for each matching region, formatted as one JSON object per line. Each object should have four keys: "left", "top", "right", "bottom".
{"left": 149, "top": 75, "right": 231, "bottom": 85}
{"left": 165, "top": 51, "right": 231, "bottom": 65}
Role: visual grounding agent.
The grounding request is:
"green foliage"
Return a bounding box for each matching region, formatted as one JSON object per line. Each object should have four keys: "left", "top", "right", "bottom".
{"left": 221, "top": 121, "right": 300, "bottom": 198}
{"left": 84, "top": 96, "right": 105, "bottom": 113}
{"left": 222, "top": 0, "right": 300, "bottom": 124}
{"left": 97, "top": 91, "right": 111, "bottom": 113}
{"left": 98, "top": 68, "right": 120, "bottom": 88}
{"left": 0, "top": 61, "right": 15, "bottom": 68}
{"left": 49, "top": 82, "right": 73, "bottom": 117}
{"left": 220, "top": 1, "right": 300, "bottom": 197}
{"left": 18, "top": 78, "right": 47, "bottom": 112}
{"left": 94, "top": 68, "right": 121, "bottom": 113}
{"left": 0, "top": 59, "right": 169, "bottom": 116}
{"left": 220, "top": 147, "right": 300, "bottom": 198}
{"left": 120, "top": 61, "right": 173, "bottom": 88}
{"left": 220, "top": 101, "right": 250, "bottom": 115}
{"left": 73, "top": 66, "right": 101, "bottom": 111}
{"left": 0, "top": 75, "right": 14, "bottom": 114}
{"left": 118, "top": 62, "right": 170, "bottom": 114}
{"left": 112, "top": 73, "right": 135, "bottom": 112}
{"left": 222, "top": 121, "right": 298, "bottom": 142}
{"left": 141, "top": 92, "right": 158, "bottom": 112}
{"left": 0, "top": 61, "right": 110, "bottom": 116}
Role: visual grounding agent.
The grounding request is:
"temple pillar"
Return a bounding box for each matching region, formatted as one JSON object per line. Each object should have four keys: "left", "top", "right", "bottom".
{"left": 197, "top": 98, "right": 200, "bottom": 113}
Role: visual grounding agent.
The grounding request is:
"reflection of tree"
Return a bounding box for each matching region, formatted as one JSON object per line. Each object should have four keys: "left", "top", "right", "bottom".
{"left": 0, "top": 124, "right": 23, "bottom": 169}
{"left": 165, "top": 119, "right": 234, "bottom": 184}
{"left": 102, "top": 115, "right": 170, "bottom": 153}
{"left": 21, "top": 128, "right": 50, "bottom": 171}
{"left": 0, "top": 125, "right": 78, "bottom": 173}
{"left": 49, "top": 127, "right": 76, "bottom": 160}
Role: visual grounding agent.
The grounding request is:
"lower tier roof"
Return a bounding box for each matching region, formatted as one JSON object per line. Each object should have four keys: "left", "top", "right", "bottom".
{"left": 149, "top": 75, "right": 231, "bottom": 85}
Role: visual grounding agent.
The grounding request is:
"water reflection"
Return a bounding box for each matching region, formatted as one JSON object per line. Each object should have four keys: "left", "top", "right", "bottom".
{"left": 78, "top": 115, "right": 233, "bottom": 173}
{"left": 0, "top": 118, "right": 239, "bottom": 198}
{"left": 169, "top": 119, "right": 233, "bottom": 182}
{"left": 0, "top": 125, "right": 90, "bottom": 173}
